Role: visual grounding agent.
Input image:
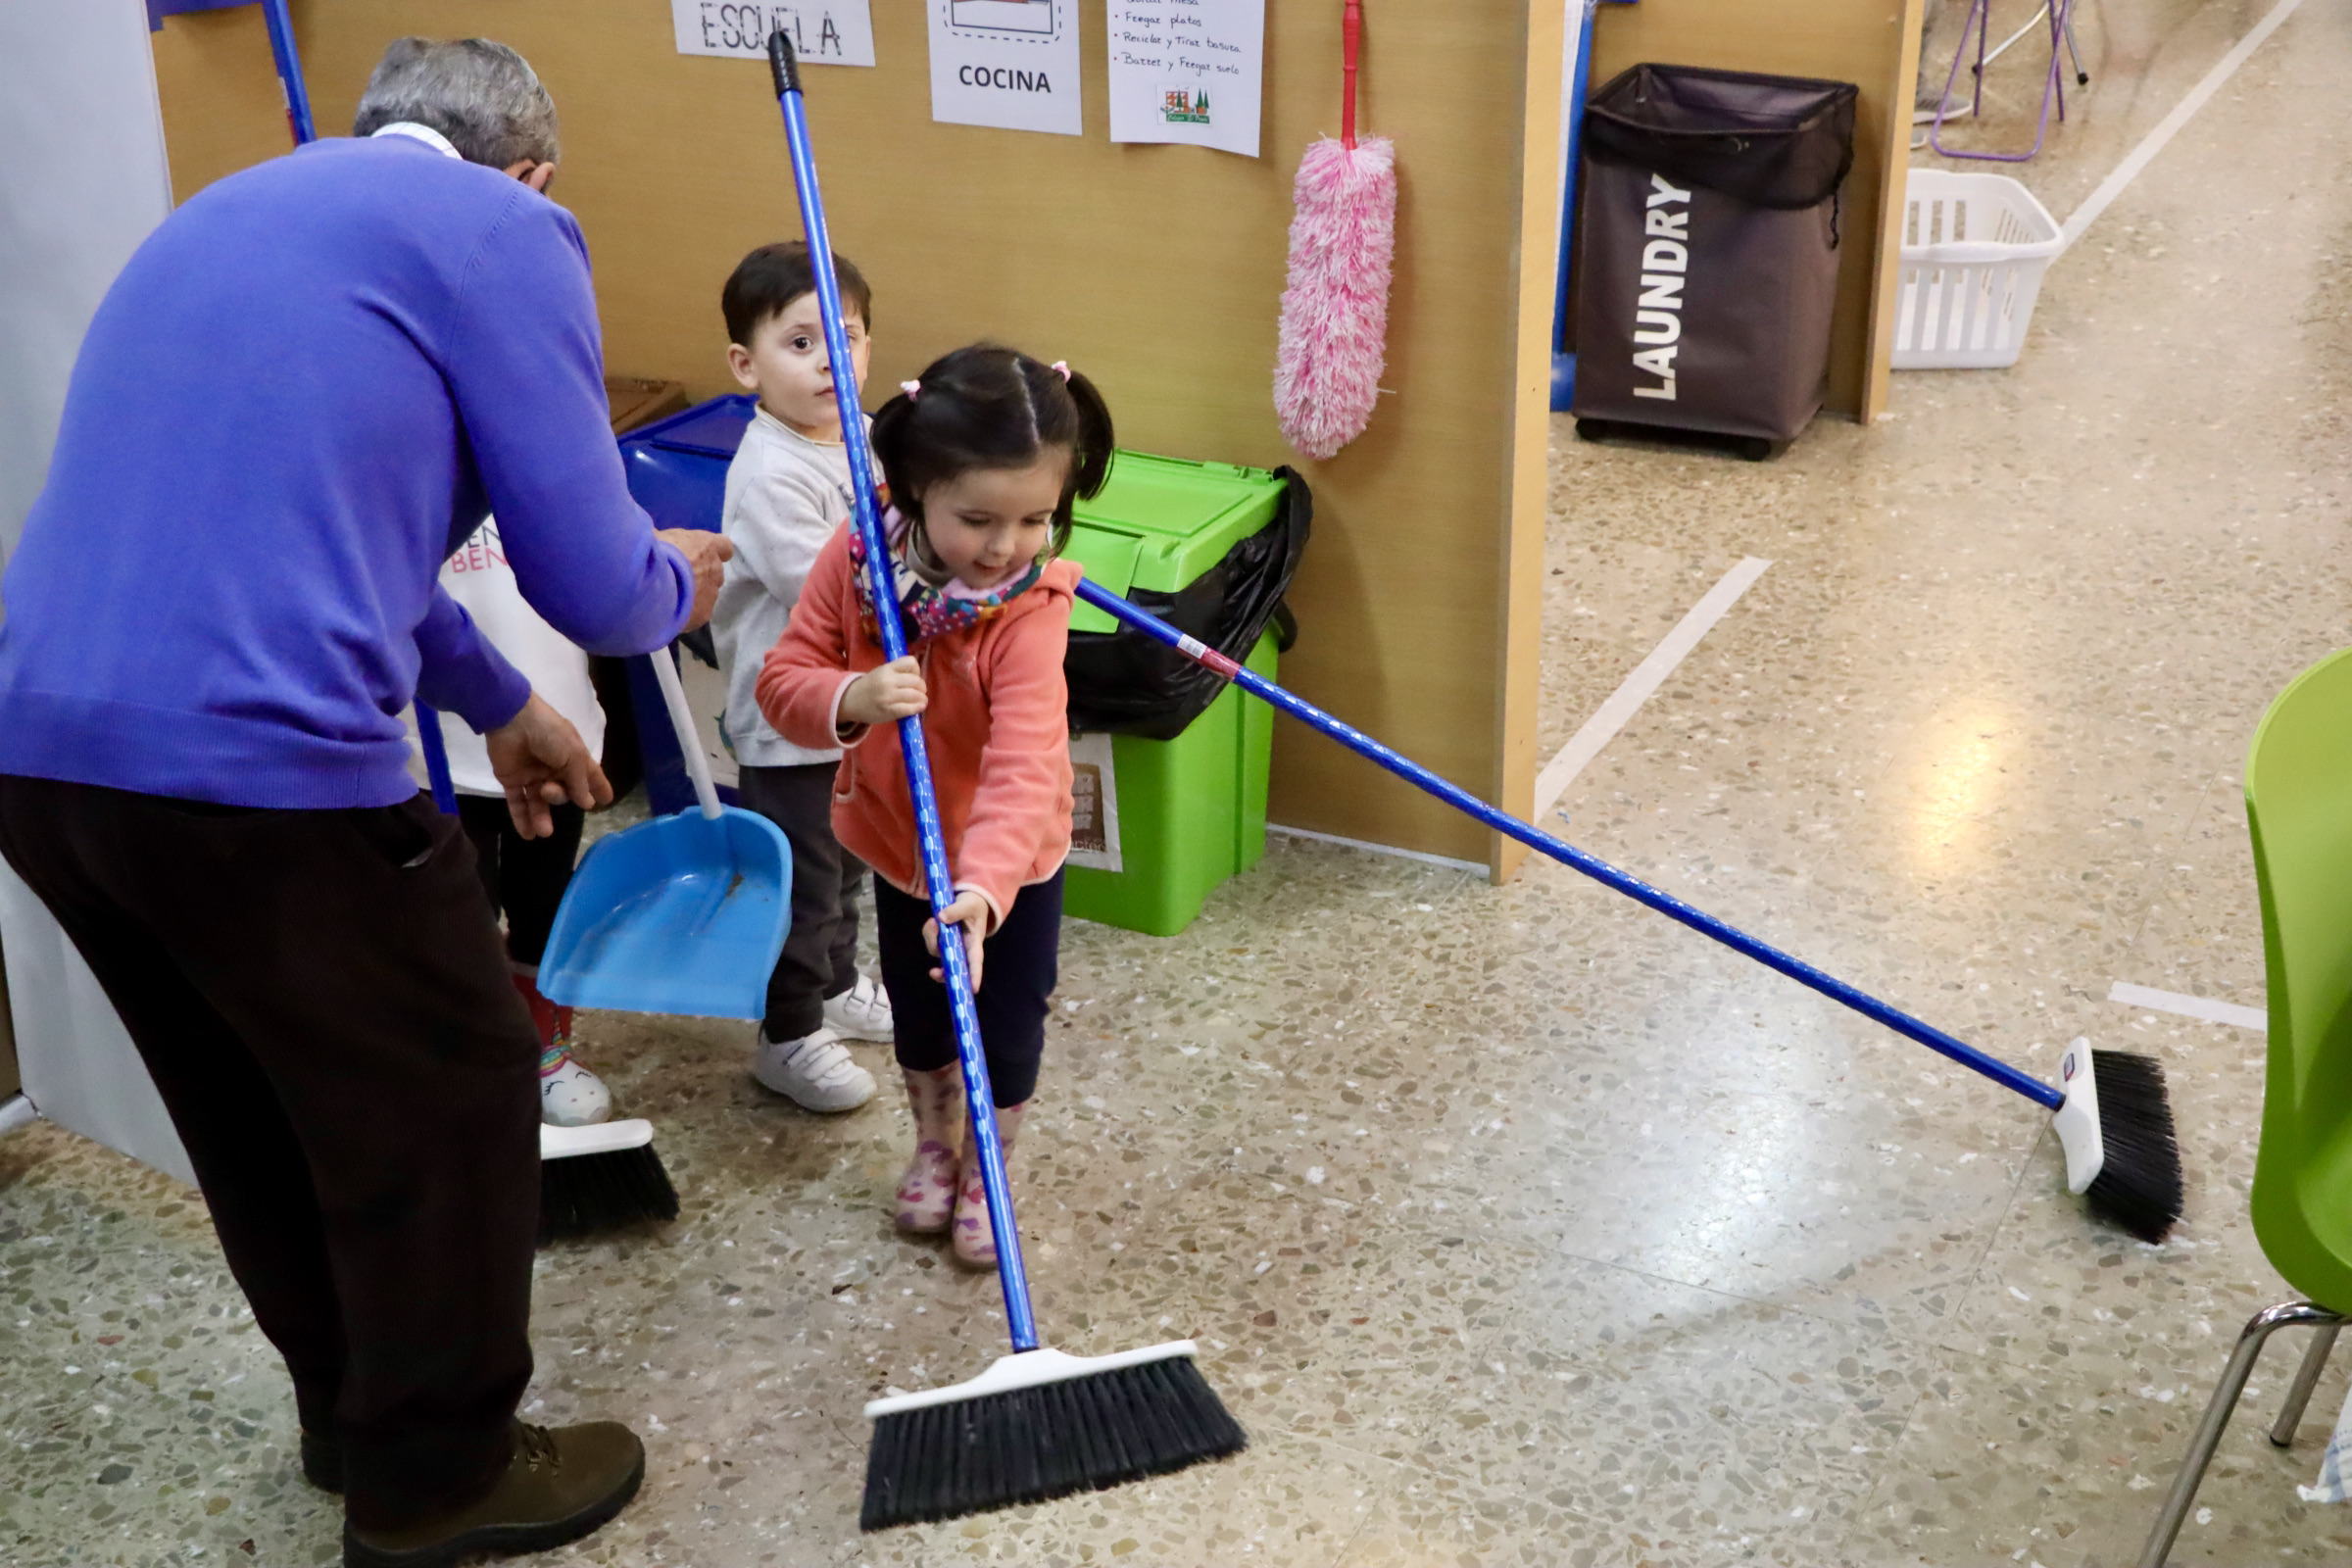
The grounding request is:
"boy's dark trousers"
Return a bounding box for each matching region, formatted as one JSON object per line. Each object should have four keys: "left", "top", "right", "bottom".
{"left": 735, "top": 761, "right": 867, "bottom": 1041}
{"left": 0, "top": 775, "right": 539, "bottom": 1532}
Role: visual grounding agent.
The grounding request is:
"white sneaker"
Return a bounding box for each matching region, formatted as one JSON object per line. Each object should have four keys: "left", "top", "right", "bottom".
{"left": 541, "top": 1056, "right": 612, "bottom": 1127}
{"left": 822, "top": 973, "right": 896, "bottom": 1043}
{"left": 754, "top": 1027, "right": 877, "bottom": 1112}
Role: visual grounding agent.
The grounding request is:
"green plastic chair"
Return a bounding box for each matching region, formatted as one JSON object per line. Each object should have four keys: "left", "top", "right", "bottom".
{"left": 2142, "top": 647, "right": 2352, "bottom": 1566}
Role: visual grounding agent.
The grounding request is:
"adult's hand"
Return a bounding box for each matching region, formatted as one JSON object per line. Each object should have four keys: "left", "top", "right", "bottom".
{"left": 657, "top": 528, "right": 734, "bottom": 634}
{"left": 485, "top": 692, "right": 612, "bottom": 838}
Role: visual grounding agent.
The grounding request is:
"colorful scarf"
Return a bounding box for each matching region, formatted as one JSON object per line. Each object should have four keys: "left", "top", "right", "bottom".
{"left": 849, "top": 505, "right": 1044, "bottom": 648}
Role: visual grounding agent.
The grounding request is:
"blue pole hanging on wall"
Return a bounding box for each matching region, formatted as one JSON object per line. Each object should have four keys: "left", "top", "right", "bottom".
{"left": 1550, "top": 0, "right": 1636, "bottom": 413}
{"left": 259, "top": 0, "right": 317, "bottom": 146}
{"left": 148, "top": 2, "right": 316, "bottom": 146}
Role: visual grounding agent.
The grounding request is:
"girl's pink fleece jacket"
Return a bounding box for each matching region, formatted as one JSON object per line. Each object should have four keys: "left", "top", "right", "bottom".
{"left": 755, "top": 525, "right": 1078, "bottom": 932}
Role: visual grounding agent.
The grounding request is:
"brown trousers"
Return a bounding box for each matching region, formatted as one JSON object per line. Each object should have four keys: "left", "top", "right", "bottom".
{"left": 0, "top": 776, "right": 537, "bottom": 1530}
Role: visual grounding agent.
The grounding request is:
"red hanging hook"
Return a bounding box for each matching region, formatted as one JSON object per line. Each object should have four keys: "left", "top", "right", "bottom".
{"left": 1341, "top": 0, "right": 1362, "bottom": 150}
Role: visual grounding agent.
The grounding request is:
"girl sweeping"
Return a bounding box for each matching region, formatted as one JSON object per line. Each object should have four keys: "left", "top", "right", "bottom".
{"left": 758, "top": 345, "right": 1111, "bottom": 1268}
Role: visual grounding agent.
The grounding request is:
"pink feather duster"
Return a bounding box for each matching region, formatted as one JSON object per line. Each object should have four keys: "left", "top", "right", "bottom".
{"left": 1274, "top": 0, "right": 1396, "bottom": 462}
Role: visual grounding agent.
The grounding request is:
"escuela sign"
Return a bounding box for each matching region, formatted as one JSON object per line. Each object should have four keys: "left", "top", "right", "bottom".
{"left": 672, "top": 1, "right": 877, "bottom": 67}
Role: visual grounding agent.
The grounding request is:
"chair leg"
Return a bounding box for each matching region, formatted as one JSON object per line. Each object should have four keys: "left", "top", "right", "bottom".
{"left": 2271, "top": 1320, "right": 2342, "bottom": 1446}
{"left": 2141, "top": 1301, "right": 2343, "bottom": 1568}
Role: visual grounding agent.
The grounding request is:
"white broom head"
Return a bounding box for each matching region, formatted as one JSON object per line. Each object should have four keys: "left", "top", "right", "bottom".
{"left": 540, "top": 1116, "right": 655, "bottom": 1161}
{"left": 1275, "top": 134, "right": 1396, "bottom": 461}
{"left": 2051, "top": 1038, "right": 2104, "bottom": 1193}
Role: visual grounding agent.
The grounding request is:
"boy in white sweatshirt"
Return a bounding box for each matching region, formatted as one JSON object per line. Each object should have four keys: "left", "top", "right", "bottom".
{"left": 711, "top": 242, "right": 892, "bottom": 1111}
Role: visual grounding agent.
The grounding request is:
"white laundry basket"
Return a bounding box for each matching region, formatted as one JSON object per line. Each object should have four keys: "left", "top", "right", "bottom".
{"left": 1891, "top": 170, "right": 2063, "bottom": 369}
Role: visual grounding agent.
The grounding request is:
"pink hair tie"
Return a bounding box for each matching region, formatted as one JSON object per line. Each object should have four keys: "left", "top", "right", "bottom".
{"left": 900, "top": 379, "right": 921, "bottom": 400}
{"left": 1050, "top": 361, "right": 1071, "bottom": 383}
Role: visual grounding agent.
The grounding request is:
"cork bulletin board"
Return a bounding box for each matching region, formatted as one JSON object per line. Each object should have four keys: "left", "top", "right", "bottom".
{"left": 151, "top": 0, "right": 1567, "bottom": 873}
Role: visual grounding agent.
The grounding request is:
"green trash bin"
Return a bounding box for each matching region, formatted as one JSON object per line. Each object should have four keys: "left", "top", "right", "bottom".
{"left": 1059, "top": 453, "right": 1290, "bottom": 937}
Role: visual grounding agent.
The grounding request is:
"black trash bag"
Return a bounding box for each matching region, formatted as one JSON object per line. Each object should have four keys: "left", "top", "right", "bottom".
{"left": 1583, "top": 64, "right": 1858, "bottom": 211}
{"left": 1064, "top": 467, "right": 1310, "bottom": 742}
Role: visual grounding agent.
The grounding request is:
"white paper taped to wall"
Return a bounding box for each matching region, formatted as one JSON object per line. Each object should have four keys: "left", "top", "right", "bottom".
{"left": 927, "top": 0, "right": 1083, "bottom": 136}
{"left": 1106, "top": 0, "right": 1265, "bottom": 158}
{"left": 673, "top": 1, "right": 876, "bottom": 66}
{"left": 1066, "top": 732, "right": 1123, "bottom": 873}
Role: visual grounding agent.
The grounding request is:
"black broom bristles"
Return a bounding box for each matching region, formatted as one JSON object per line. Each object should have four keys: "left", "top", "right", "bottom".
{"left": 538, "top": 1144, "right": 680, "bottom": 1246}
{"left": 861, "top": 1354, "right": 1247, "bottom": 1531}
{"left": 2082, "top": 1049, "right": 2184, "bottom": 1245}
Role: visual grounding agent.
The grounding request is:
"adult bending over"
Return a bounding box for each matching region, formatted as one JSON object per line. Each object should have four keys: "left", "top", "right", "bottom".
{"left": 0, "top": 38, "right": 730, "bottom": 1568}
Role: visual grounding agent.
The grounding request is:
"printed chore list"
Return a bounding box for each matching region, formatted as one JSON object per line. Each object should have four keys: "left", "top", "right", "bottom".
{"left": 1106, "top": 0, "right": 1265, "bottom": 158}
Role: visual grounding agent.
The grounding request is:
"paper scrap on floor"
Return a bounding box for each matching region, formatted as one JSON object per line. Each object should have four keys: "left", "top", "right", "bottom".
{"left": 2297, "top": 1384, "right": 2352, "bottom": 1501}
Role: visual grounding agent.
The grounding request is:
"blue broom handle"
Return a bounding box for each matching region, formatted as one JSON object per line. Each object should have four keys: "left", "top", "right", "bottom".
{"left": 771, "top": 34, "right": 1041, "bottom": 1353}
{"left": 1073, "top": 578, "right": 2068, "bottom": 1113}
{"left": 261, "top": 0, "right": 317, "bottom": 147}
{"left": 415, "top": 702, "right": 461, "bottom": 815}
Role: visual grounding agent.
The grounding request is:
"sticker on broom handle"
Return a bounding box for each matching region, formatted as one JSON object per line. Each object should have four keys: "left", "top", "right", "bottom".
{"left": 1177, "top": 634, "right": 1242, "bottom": 679}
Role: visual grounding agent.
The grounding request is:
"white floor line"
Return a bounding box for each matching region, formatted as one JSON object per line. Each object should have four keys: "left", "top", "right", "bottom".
{"left": 0, "top": 1094, "right": 37, "bottom": 1137}
{"left": 1533, "top": 557, "right": 1772, "bottom": 820}
{"left": 1266, "top": 823, "right": 1487, "bottom": 877}
{"left": 2057, "top": 0, "right": 2306, "bottom": 249}
{"left": 2109, "top": 980, "right": 2267, "bottom": 1032}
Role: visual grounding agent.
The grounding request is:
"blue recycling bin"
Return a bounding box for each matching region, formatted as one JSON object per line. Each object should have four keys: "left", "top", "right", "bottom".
{"left": 614, "top": 394, "right": 758, "bottom": 814}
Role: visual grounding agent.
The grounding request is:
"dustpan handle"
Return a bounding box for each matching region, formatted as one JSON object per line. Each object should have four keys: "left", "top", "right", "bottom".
{"left": 416, "top": 701, "right": 460, "bottom": 815}
{"left": 770, "top": 28, "right": 1040, "bottom": 1354}
{"left": 650, "top": 647, "right": 725, "bottom": 821}
{"left": 420, "top": 655, "right": 719, "bottom": 824}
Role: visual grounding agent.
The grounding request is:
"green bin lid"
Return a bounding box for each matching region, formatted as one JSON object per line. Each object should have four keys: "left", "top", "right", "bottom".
{"left": 1061, "top": 451, "right": 1287, "bottom": 635}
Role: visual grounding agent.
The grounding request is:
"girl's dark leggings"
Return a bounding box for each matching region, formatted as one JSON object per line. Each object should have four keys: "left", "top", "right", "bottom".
{"left": 874, "top": 868, "right": 1061, "bottom": 1107}
{"left": 454, "top": 795, "right": 583, "bottom": 967}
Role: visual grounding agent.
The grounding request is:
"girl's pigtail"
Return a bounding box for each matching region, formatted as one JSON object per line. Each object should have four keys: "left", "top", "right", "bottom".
{"left": 868, "top": 387, "right": 918, "bottom": 522}
{"left": 1061, "top": 369, "right": 1116, "bottom": 502}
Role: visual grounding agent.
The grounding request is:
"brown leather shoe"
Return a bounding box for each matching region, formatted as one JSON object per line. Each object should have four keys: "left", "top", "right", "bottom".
{"left": 341, "top": 1421, "right": 644, "bottom": 1568}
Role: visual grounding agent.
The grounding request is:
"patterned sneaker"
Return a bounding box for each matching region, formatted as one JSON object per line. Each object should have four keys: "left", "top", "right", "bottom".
{"left": 541, "top": 1055, "right": 612, "bottom": 1127}
{"left": 753, "top": 1028, "right": 877, "bottom": 1112}
{"left": 517, "top": 968, "right": 611, "bottom": 1127}
{"left": 821, "top": 973, "right": 896, "bottom": 1043}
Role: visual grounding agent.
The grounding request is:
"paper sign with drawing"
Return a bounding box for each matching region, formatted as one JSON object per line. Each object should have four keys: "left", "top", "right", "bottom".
{"left": 1106, "top": 0, "right": 1264, "bottom": 158}
{"left": 927, "top": 0, "right": 1084, "bottom": 136}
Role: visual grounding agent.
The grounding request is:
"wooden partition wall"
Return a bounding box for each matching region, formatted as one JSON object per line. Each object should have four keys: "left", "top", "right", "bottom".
{"left": 150, "top": 1, "right": 1565, "bottom": 875}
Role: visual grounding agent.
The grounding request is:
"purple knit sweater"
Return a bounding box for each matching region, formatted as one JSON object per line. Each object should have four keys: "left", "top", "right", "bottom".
{"left": 0, "top": 134, "right": 689, "bottom": 808}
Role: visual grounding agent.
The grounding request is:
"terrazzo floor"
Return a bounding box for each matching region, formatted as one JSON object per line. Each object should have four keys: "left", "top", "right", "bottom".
{"left": 9, "top": 3, "right": 2352, "bottom": 1564}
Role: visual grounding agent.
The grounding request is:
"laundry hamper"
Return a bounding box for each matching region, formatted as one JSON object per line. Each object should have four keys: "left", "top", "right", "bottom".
{"left": 1891, "top": 170, "right": 2063, "bottom": 369}
{"left": 1572, "top": 63, "right": 1859, "bottom": 447}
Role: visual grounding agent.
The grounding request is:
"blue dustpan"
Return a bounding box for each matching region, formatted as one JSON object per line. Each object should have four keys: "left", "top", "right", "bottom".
{"left": 536, "top": 649, "right": 791, "bottom": 1019}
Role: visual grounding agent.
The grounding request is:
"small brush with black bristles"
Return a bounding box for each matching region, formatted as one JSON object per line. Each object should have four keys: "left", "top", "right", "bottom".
{"left": 539, "top": 1119, "right": 679, "bottom": 1246}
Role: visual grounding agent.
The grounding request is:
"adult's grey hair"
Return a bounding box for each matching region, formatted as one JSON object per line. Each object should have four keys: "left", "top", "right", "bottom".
{"left": 351, "top": 38, "right": 560, "bottom": 169}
